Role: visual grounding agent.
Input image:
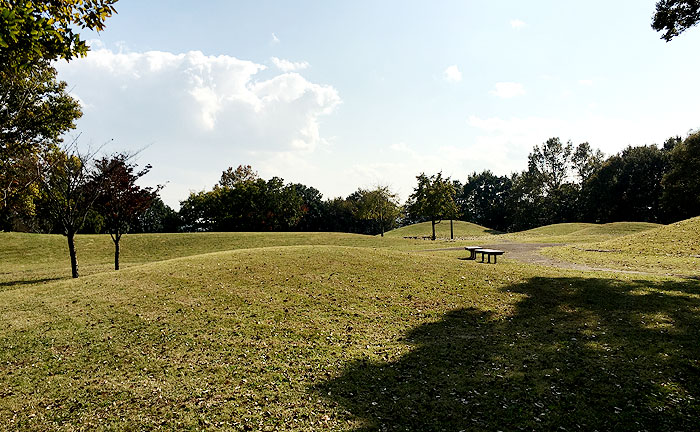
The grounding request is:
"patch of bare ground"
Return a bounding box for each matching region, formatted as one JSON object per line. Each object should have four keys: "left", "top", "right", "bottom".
{"left": 424, "top": 242, "right": 699, "bottom": 279}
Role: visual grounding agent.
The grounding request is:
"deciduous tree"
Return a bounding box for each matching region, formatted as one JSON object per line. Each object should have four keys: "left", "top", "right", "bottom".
{"left": 406, "top": 172, "right": 458, "bottom": 240}
{"left": 0, "top": 0, "right": 118, "bottom": 71}
{"left": 0, "top": 62, "right": 81, "bottom": 225}
{"left": 94, "top": 154, "right": 160, "bottom": 270}
{"left": 355, "top": 185, "right": 401, "bottom": 237}
{"left": 37, "top": 145, "right": 101, "bottom": 278}
{"left": 459, "top": 171, "right": 512, "bottom": 232}
{"left": 662, "top": 131, "right": 700, "bottom": 221}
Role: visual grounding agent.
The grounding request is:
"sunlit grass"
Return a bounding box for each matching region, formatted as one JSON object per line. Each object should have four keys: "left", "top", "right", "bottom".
{"left": 383, "top": 220, "right": 500, "bottom": 238}
{"left": 1, "top": 229, "right": 699, "bottom": 430}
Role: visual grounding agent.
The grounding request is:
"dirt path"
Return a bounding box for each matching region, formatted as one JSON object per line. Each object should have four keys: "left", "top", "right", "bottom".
{"left": 479, "top": 242, "right": 650, "bottom": 275}
{"left": 422, "top": 242, "right": 651, "bottom": 276}
{"left": 422, "top": 242, "right": 700, "bottom": 279}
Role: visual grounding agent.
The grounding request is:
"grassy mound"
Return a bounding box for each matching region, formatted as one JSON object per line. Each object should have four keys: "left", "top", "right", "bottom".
{"left": 541, "top": 219, "right": 698, "bottom": 276}
{"left": 506, "top": 222, "right": 662, "bottom": 244}
{"left": 384, "top": 220, "right": 499, "bottom": 238}
{"left": 571, "top": 222, "right": 662, "bottom": 237}
{"left": 511, "top": 223, "right": 596, "bottom": 237}
{"left": 0, "top": 231, "right": 420, "bottom": 287}
{"left": 1, "top": 238, "right": 699, "bottom": 429}
{"left": 599, "top": 216, "right": 700, "bottom": 256}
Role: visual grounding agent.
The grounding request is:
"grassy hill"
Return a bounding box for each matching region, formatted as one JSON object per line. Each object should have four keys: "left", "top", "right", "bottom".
{"left": 384, "top": 220, "right": 499, "bottom": 238}
{"left": 510, "top": 222, "right": 596, "bottom": 237}
{"left": 505, "top": 222, "right": 662, "bottom": 243}
{"left": 572, "top": 222, "right": 662, "bottom": 237}
{"left": 1, "top": 231, "right": 699, "bottom": 429}
{"left": 0, "top": 231, "right": 423, "bottom": 288}
{"left": 542, "top": 218, "right": 699, "bottom": 276}
{"left": 598, "top": 216, "right": 700, "bottom": 255}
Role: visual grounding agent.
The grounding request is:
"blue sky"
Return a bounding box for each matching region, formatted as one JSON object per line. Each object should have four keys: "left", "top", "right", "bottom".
{"left": 56, "top": 0, "right": 700, "bottom": 208}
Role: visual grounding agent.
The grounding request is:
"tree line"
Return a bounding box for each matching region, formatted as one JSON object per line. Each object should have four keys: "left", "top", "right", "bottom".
{"left": 455, "top": 134, "right": 700, "bottom": 232}
{"left": 52, "top": 128, "right": 699, "bottom": 242}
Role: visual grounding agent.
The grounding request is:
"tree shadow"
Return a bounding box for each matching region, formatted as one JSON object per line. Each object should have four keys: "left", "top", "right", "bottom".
{"left": 315, "top": 277, "right": 700, "bottom": 430}
{"left": 0, "top": 277, "right": 63, "bottom": 289}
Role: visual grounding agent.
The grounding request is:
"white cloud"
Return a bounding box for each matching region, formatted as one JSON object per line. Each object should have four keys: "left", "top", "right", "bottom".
{"left": 271, "top": 57, "right": 310, "bottom": 72}
{"left": 271, "top": 33, "right": 280, "bottom": 44}
{"left": 56, "top": 45, "right": 340, "bottom": 207}
{"left": 577, "top": 79, "right": 594, "bottom": 86}
{"left": 510, "top": 19, "right": 526, "bottom": 29}
{"left": 490, "top": 82, "right": 526, "bottom": 98}
{"left": 443, "top": 65, "right": 462, "bottom": 83}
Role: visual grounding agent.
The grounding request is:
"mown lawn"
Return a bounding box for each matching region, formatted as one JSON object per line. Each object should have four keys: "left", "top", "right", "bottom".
{"left": 541, "top": 217, "right": 700, "bottom": 277}
{"left": 0, "top": 232, "right": 438, "bottom": 289}
{"left": 383, "top": 220, "right": 500, "bottom": 238}
{"left": 1, "top": 232, "right": 699, "bottom": 430}
{"left": 502, "top": 222, "right": 662, "bottom": 244}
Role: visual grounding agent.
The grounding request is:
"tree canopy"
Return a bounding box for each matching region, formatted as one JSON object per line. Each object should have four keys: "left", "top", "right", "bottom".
{"left": 406, "top": 172, "right": 458, "bottom": 240}
{"left": 94, "top": 154, "right": 159, "bottom": 270}
{"left": 0, "top": 0, "right": 118, "bottom": 70}
{"left": 652, "top": 0, "right": 700, "bottom": 41}
{"left": 0, "top": 62, "right": 81, "bottom": 224}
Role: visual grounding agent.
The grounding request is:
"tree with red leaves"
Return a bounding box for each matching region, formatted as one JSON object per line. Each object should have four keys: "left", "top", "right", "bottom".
{"left": 95, "top": 154, "right": 160, "bottom": 270}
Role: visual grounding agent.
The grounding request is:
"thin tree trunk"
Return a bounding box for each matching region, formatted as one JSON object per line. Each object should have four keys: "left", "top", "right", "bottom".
{"left": 431, "top": 219, "right": 436, "bottom": 240}
{"left": 67, "top": 231, "right": 79, "bottom": 278}
{"left": 114, "top": 239, "right": 120, "bottom": 270}
{"left": 112, "top": 232, "right": 121, "bottom": 270}
{"left": 450, "top": 219, "right": 454, "bottom": 240}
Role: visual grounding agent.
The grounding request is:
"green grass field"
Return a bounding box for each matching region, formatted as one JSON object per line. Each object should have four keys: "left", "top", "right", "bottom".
{"left": 542, "top": 217, "right": 700, "bottom": 277}
{"left": 383, "top": 220, "right": 500, "bottom": 238}
{"left": 504, "top": 221, "right": 662, "bottom": 244}
{"left": 1, "top": 228, "right": 699, "bottom": 430}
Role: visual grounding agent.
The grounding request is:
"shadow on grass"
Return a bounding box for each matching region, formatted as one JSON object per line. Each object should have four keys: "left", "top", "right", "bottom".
{"left": 316, "top": 277, "right": 700, "bottom": 431}
{"left": 0, "top": 277, "right": 63, "bottom": 290}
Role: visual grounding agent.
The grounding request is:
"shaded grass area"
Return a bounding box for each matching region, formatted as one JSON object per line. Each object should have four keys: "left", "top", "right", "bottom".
{"left": 318, "top": 276, "right": 700, "bottom": 431}
{"left": 1, "top": 244, "right": 699, "bottom": 430}
{"left": 383, "top": 220, "right": 500, "bottom": 238}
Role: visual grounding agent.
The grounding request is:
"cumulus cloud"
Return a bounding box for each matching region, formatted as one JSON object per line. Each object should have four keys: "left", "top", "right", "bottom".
{"left": 56, "top": 45, "right": 340, "bottom": 206}
{"left": 443, "top": 65, "right": 462, "bottom": 83}
{"left": 490, "top": 82, "right": 526, "bottom": 98}
{"left": 510, "top": 19, "right": 526, "bottom": 29}
{"left": 271, "top": 57, "right": 310, "bottom": 72}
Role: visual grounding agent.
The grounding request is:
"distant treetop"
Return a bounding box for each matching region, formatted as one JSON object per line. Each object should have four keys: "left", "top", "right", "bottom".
{"left": 652, "top": 0, "right": 700, "bottom": 41}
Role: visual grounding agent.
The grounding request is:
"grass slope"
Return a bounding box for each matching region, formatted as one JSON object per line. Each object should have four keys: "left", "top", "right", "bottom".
{"left": 572, "top": 222, "right": 662, "bottom": 237}
{"left": 1, "top": 239, "right": 699, "bottom": 430}
{"left": 510, "top": 223, "right": 596, "bottom": 237}
{"left": 0, "top": 231, "right": 428, "bottom": 289}
{"left": 384, "top": 220, "right": 499, "bottom": 238}
{"left": 598, "top": 217, "right": 700, "bottom": 255}
{"left": 505, "top": 222, "right": 662, "bottom": 244}
{"left": 543, "top": 218, "right": 699, "bottom": 276}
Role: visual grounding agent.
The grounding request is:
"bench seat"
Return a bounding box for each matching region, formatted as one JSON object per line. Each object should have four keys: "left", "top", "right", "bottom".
{"left": 474, "top": 248, "right": 504, "bottom": 264}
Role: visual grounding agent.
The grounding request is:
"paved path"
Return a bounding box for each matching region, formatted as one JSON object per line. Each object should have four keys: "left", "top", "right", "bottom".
{"left": 422, "top": 242, "right": 700, "bottom": 280}
{"left": 423, "top": 242, "right": 650, "bottom": 276}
